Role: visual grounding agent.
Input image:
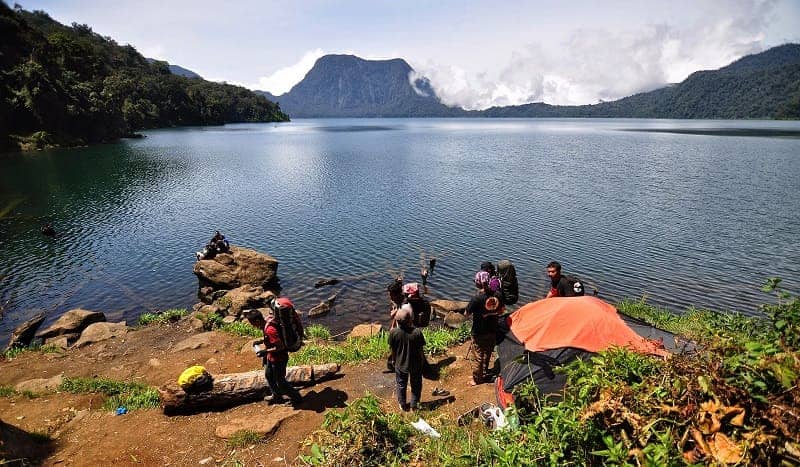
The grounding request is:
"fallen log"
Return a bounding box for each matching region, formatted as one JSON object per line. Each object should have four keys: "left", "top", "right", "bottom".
{"left": 159, "top": 363, "right": 340, "bottom": 415}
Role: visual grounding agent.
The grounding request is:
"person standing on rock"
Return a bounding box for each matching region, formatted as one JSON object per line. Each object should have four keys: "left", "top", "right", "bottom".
{"left": 245, "top": 304, "right": 302, "bottom": 407}
{"left": 389, "top": 304, "right": 426, "bottom": 411}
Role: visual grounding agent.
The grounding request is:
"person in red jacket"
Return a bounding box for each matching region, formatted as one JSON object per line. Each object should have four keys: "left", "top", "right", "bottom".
{"left": 246, "top": 303, "right": 302, "bottom": 406}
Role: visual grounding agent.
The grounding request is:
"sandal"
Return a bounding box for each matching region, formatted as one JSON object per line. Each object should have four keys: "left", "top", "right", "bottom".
{"left": 432, "top": 387, "right": 450, "bottom": 397}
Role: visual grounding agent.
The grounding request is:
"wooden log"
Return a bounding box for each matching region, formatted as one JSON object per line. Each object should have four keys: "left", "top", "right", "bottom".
{"left": 159, "top": 363, "right": 340, "bottom": 415}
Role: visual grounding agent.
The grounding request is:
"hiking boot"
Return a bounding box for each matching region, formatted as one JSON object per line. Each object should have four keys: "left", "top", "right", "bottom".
{"left": 266, "top": 395, "right": 288, "bottom": 405}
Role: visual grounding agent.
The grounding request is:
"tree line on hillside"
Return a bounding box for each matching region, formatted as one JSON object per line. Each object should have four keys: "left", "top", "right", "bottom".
{"left": 0, "top": 3, "right": 288, "bottom": 152}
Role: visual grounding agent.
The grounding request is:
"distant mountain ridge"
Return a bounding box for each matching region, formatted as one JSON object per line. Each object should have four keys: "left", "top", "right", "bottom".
{"left": 263, "top": 45, "right": 800, "bottom": 119}
{"left": 258, "top": 55, "right": 465, "bottom": 117}
{"left": 146, "top": 58, "right": 202, "bottom": 79}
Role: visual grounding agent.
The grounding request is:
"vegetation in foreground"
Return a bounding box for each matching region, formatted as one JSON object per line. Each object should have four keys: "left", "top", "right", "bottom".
{"left": 301, "top": 279, "right": 800, "bottom": 466}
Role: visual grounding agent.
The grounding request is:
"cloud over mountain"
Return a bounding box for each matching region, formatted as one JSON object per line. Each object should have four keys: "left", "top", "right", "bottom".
{"left": 415, "top": 0, "right": 779, "bottom": 109}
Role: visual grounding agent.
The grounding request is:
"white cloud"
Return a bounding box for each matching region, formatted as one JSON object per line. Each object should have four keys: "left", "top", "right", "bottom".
{"left": 247, "top": 48, "right": 326, "bottom": 95}
{"left": 416, "top": 0, "right": 777, "bottom": 109}
{"left": 140, "top": 44, "right": 167, "bottom": 61}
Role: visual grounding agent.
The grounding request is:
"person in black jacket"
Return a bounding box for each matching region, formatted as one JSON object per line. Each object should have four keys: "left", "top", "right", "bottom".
{"left": 467, "top": 270, "right": 503, "bottom": 385}
{"left": 389, "top": 304, "right": 426, "bottom": 411}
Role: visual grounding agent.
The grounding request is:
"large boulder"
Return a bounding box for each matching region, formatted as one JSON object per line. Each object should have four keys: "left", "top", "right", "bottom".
{"left": 37, "top": 309, "right": 106, "bottom": 340}
{"left": 217, "top": 285, "right": 275, "bottom": 317}
{"left": 14, "top": 374, "right": 63, "bottom": 394}
{"left": 215, "top": 407, "right": 296, "bottom": 438}
{"left": 4, "top": 312, "right": 46, "bottom": 351}
{"left": 193, "top": 246, "right": 279, "bottom": 302}
{"left": 73, "top": 322, "right": 128, "bottom": 348}
{"left": 348, "top": 323, "right": 384, "bottom": 339}
{"left": 430, "top": 300, "right": 469, "bottom": 317}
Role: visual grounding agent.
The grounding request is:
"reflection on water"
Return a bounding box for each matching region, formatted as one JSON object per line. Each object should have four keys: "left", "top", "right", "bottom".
{"left": 622, "top": 128, "right": 800, "bottom": 138}
{"left": 1, "top": 118, "right": 799, "bottom": 344}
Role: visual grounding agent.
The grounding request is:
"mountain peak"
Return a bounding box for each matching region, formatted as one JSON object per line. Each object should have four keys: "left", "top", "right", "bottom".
{"left": 261, "top": 54, "right": 462, "bottom": 117}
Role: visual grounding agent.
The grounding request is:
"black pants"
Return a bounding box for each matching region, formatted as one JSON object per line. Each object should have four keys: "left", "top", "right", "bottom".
{"left": 395, "top": 369, "right": 422, "bottom": 409}
{"left": 265, "top": 360, "right": 301, "bottom": 402}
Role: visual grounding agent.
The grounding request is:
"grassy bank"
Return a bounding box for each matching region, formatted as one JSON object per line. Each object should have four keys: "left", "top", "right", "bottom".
{"left": 301, "top": 281, "right": 800, "bottom": 465}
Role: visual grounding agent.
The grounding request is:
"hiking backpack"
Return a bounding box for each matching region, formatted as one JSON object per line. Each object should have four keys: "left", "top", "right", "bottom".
{"left": 496, "top": 260, "right": 519, "bottom": 305}
{"left": 563, "top": 276, "right": 585, "bottom": 297}
{"left": 409, "top": 298, "right": 432, "bottom": 328}
{"left": 275, "top": 304, "right": 304, "bottom": 352}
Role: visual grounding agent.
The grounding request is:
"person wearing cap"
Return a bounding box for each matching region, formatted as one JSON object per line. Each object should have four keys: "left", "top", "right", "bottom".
{"left": 389, "top": 304, "right": 426, "bottom": 411}
{"left": 467, "top": 270, "right": 504, "bottom": 385}
{"left": 245, "top": 299, "right": 302, "bottom": 406}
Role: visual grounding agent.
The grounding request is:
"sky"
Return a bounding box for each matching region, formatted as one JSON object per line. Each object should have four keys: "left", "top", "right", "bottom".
{"left": 20, "top": 0, "right": 800, "bottom": 109}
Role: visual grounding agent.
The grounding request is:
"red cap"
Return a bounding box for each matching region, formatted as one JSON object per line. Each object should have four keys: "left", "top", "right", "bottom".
{"left": 276, "top": 297, "right": 294, "bottom": 309}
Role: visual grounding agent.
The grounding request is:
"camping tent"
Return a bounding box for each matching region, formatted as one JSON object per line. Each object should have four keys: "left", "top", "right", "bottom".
{"left": 494, "top": 296, "right": 677, "bottom": 408}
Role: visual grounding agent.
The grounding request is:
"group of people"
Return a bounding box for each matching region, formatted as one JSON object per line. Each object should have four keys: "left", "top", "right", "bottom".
{"left": 239, "top": 255, "right": 580, "bottom": 412}
{"left": 388, "top": 259, "right": 583, "bottom": 409}
{"left": 195, "top": 231, "right": 230, "bottom": 261}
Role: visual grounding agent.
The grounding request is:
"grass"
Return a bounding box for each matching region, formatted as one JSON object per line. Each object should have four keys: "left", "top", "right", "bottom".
{"left": 226, "top": 430, "right": 265, "bottom": 448}
{"left": 0, "top": 385, "right": 18, "bottom": 397}
{"left": 137, "top": 308, "right": 188, "bottom": 326}
{"left": 220, "top": 321, "right": 262, "bottom": 337}
{"left": 2, "top": 343, "right": 63, "bottom": 360}
{"left": 289, "top": 324, "right": 469, "bottom": 366}
{"left": 58, "top": 377, "right": 160, "bottom": 411}
{"left": 306, "top": 324, "right": 332, "bottom": 341}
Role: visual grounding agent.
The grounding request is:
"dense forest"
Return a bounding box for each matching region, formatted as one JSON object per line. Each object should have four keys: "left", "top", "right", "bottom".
{"left": 0, "top": 3, "right": 288, "bottom": 152}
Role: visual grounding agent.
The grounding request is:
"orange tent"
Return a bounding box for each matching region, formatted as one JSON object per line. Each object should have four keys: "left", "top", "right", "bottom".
{"left": 508, "top": 296, "right": 669, "bottom": 357}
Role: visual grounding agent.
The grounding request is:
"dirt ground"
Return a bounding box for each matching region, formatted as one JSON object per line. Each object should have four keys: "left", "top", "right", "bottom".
{"left": 0, "top": 321, "right": 495, "bottom": 466}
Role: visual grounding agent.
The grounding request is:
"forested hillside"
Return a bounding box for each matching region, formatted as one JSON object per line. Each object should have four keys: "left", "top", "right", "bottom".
{"left": 0, "top": 3, "right": 288, "bottom": 152}
{"left": 482, "top": 44, "right": 800, "bottom": 119}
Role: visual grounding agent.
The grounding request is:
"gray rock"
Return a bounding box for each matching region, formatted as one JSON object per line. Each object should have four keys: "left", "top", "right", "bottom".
{"left": 172, "top": 332, "right": 215, "bottom": 352}
{"left": 444, "top": 311, "right": 468, "bottom": 329}
{"left": 15, "top": 374, "right": 63, "bottom": 394}
{"left": 5, "top": 312, "right": 46, "bottom": 351}
{"left": 222, "top": 316, "right": 237, "bottom": 324}
{"left": 308, "top": 294, "right": 337, "bottom": 319}
{"left": 44, "top": 333, "right": 79, "bottom": 350}
{"left": 430, "top": 299, "right": 469, "bottom": 317}
{"left": 37, "top": 309, "right": 106, "bottom": 340}
{"left": 214, "top": 406, "right": 296, "bottom": 438}
{"left": 73, "top": 322, "right": 128, "bottom": 348}
{"left": 348, "top": 323, "right": 384, "bottom": 339}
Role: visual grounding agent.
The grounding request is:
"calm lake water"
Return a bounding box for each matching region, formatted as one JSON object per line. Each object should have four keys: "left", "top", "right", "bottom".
{"left": 1, "top": 118, "right": 799, "bottom": 343}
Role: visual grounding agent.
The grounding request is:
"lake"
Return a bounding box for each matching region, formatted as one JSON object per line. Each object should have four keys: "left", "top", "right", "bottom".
{"left": 1, "top": 118, "right": 799, "bottom": 343}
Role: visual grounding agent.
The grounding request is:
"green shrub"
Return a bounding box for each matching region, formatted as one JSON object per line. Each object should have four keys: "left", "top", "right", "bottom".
{"left": 137, "top": 308, "right": 188, "bottom": 326}
{"left": 58, "top": 377, "right": 159, "bottom": 410}
{"left": 422, "top": 324, "right": 470, "bottom": 356}
{"left": 0, "top": 385, "right": 17, "bottom": 397}
{"left": 306, "top": 324, "right": 332, "bottom": 341}
{"left": 2, "top": 343, "right": 62, "bottom": 360}
{"left": 302, "top": 394, "right": 412, "bottom": 466}
{"left": 220, "top": 321, "right": 262, "bottom": 337}
{"left": 226, "top": 430, "right": 265, "bottom": 448}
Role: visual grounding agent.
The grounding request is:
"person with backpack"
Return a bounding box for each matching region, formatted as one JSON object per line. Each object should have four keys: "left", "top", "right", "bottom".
{"left": 467, "top": 270, "right": 504, "bottom": 385}
{"left": 245, "top": 298, "right": 303, "bottom": 406}
{"left": 546, "top": 261, "right": 585, "bottom": 298}
{"left": 389, "top": 304, "right": 427, "bottom": 411}
{"left": 403, "top": 282, "right": 432, "bottom": 328}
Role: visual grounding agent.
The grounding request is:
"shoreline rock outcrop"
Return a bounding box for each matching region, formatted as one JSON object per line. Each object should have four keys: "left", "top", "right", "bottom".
{"left": 193, "top": 246, "right": 279, "bottom": 304}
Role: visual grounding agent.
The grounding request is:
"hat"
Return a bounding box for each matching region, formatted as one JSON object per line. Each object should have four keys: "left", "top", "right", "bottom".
{"left": 275, "top": 297, "right": 294, "bottom": 310}
{"left": 474, "top": 271, "right": 490, "bottom": 288}
{"left": 402, "top": 282, "right": 420, "bottom": 298}
{"left": 395, "top": 303, "right": 414, "bottom": 324}
{"left": 488, "top": 276, "right": 502, "bottom": 294}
